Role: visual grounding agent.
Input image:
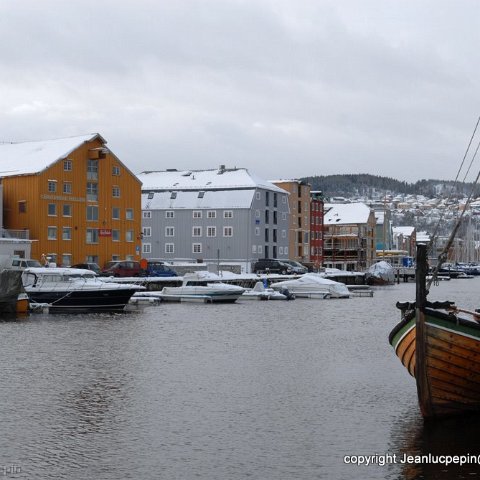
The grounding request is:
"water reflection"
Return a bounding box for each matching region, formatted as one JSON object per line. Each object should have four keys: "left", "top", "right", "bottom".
{"left": 392, "top": 411, "right": 480, "bottom": 479}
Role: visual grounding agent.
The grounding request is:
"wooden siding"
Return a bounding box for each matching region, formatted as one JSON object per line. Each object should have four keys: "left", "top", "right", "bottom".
{"left": 2, "top": 138, "right": 141, "bottom": 268}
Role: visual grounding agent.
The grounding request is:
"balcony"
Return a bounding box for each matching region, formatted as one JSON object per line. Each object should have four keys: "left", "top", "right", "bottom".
{"left": 1, "top": 229, "right": 30, "bottom": 240}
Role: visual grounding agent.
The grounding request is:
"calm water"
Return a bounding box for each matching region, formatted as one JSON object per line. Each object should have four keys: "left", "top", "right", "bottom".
{"left": 2, "top": 279, "right": 480, "bottom": 479}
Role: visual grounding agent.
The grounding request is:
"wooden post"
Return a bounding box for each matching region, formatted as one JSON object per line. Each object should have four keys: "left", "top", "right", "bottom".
{"left": 415, "top": 243, "right": 433, "bottom": 417}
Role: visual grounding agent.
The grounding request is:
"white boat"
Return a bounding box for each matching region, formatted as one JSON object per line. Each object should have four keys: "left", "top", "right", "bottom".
{"left": 270, "top": 273, "right": 351, "bottom": 299}
{"left": 158, "top": 271, "right": 245, "bottom": 303}
{"left": 241, "top": 281, "right": 294, "bottom": 300}
{"left": 22, "top": 267, "right": 145, "bottom": 313}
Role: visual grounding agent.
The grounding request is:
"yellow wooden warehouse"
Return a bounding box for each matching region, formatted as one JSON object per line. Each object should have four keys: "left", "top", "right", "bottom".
{"left": 0, "top": 133, "right": 142, "bottom": 268}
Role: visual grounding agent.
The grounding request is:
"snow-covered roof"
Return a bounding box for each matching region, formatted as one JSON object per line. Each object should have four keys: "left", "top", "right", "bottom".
{"left": 392, "top": 226, "right": 415, "bottom": 236}
{"left": 142, "top": 189, "right": 255, "bottom": 210}
{"left": 0, "top": 133, "right": 103, "bottom": 176}
{"left": 324, "top": 203, "right": 372, "bottom": 225}
{"left": 137, "top": 167, "right": 288, "bottom": 194}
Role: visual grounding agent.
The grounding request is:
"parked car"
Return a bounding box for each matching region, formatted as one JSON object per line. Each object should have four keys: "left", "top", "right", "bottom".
{"left": 71, "top": 262, "right": 101, "bottom": 274}
{"left": 252, "top": 259, "right": 294, "bottom": 274}
{"left": 11, "top": 258, "right": 42, "bottom": 269}
{"left": 144, "top": 259, "right": 178, "bottom": 277}
{"left": 280, "top": 260, "right": 308, "bottom": 274}
{"left": 101, "top": 260, "right": 143, "bottom": 277}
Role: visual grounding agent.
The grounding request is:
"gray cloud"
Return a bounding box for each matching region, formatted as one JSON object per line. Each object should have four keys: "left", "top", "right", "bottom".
{"left": 1, "top": 0, "right": 480, "bottom": 182}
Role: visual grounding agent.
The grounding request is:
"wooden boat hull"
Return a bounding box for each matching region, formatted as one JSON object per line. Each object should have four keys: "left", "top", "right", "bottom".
{"left": 389, "top": 306, "right": 480, "bottom": 417}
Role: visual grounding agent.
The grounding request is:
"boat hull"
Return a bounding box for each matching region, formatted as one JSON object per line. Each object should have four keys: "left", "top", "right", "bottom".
{"left": 389, "top": 307, "right": 480, "bottom": 417}
{"left": 26, "top": 288, "right": 139, "bottom": 313}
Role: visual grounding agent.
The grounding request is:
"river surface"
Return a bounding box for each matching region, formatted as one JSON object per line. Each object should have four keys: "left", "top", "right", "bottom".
{"left": 2, "top": 279, "right": 480, "bottom": 479}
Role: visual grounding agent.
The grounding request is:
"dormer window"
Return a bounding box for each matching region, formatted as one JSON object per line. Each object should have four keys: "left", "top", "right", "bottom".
{"left": 170, "top": 192, "right": 177, "bottom": 199}
{"left": 198, "top": 191, "right": 205, "bottom": 198}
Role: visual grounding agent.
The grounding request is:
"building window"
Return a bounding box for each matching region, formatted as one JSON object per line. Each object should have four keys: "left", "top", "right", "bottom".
{"left": 265, "top": 210, "right": 269, "bottom": 224}
{"left": 223, "top": 226, "right": 233, "bottom": 237}
{"left": 265, "top": 191, "right": 270, "bottom": 207}
{"left": 284, "top": 246, "right": 288, "bottom": 255}
{"left": 258, "top": 245, "right": 263, "bottom": 254}
{"left": 112, "top": 186, "right": 120, "bottom": 198}
{"left": 63, "top": 182, "right": 72, "bottom": 194}
{"left": 143, "top": 211, "right": 151, "bottom": 219}
{"left": 166, "top": 211, "right": 174, "bottom": 218}
{"left": 112, "top": 165, "right": 120, "bottom": 176}
{"left": 207, "top": 226, "right": 216, "bottom": 237}
{"left": 207, "top": 210, "right": 216, "bottom": 218}
{"left": 86, "top": 228, "right": 98, "bottom": 244}
{"left": 142, "top": 243, "right": 151, "bottom": 254}
{"left": 112, "top": 207, "right": 120, "bottom": 220}
{"left": 282, "top": 229, "right": 286, "bottom": 238}
{"left": 142, "top": 227, "right": 151, "bottom": 237}
{"left": 18, "top": 201, "right": 26, "bottom": 213}
{"left": 165, "top": 243, "right": 174, "bottom": 254}
{"left": 112, "top": 229, "right": 120, "bottom": 241}
{"left": 48, "top": 204, "right": 56, "bottom": 216}
{"left": 62, "top": 254, "right": 72, "bottom": 266}
{"left": 86, "top": 205, "right": 99, "bottom": 221}
{"left": 192, "top": 243, "right": 202, "bottom": 254}
{"left": 64, "top": 159, "right": 72, "bottom": 171}
{"left": 63, "top": 204, "right": 72, "bottom": 217}
{"left": 224, "top": 211, "right": 233, "bottom": 219}
{"left": 282, "top": 212, "right": 287, "bottom": 220}
{"left": 62, "top": 227, "right": 72, "bottom": 240}
{"left": 48, "top": 181, "right": 57, "bottom": 193}
{"left": 126, "top": 209, "right": 134, "bottom": 220}
{"left": 282, "top": 195, "right": 287, "bottom": 203}
{"left": 279, "top": 246, "right": 284, "bottom": 255}
{"left": 256, "top": 192, "right": 261, "bottom": 200}
{"left": 255, "top": 210, "right": 260, "bottom": 218}
{"left": 86, "top": 182, "right": 98, "bottom": 201}
{"left": 47, "top": 226, "right": 57, "bottom": 240}
{"left": 255, "top": 227, "right": 260, "bottom": 236}
{"left": 126, "top": 230, "right": 134, "bottom": 242}
{"left": 193, "top": 211, "right": 202, "bottom": 218}
{"left": 192, "top": 226, "right": 202, "bottom": 237}
{"left": 252, "top": 245, "right": 257, "bottom": 253}
{"left": 165, "top": 227, "right": 175, "bottom": 237}
{"left": 87, "top": 159, "right": 98, "bottom": 180}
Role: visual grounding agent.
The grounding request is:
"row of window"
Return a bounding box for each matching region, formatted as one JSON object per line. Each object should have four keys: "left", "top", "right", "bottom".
{"left": 251, "top": 245, "right": 289, "bottom": 255}
{"left": 144, "top": 226, "right": 234, "bottom": 237}
{"left": 62, "top": 159, "right": 121, "bottom": 176}
{"left": 45, "top": 204, "right": 135, "bottom": 220}
{"left": 47, "top": 181, "right": 122, "bottom": 200}
{"left": 46, "top": 227, "right": 135, "bottom": 243}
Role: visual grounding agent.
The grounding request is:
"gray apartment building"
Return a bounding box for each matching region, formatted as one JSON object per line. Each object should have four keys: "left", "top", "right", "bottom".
{"left": 137, "top": 166, "right": 290, "bottom": 271}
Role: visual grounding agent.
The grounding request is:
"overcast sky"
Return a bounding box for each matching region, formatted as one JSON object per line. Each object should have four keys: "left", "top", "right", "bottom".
{"left": 1, "top": 0, "right": 480, "bottom": 183}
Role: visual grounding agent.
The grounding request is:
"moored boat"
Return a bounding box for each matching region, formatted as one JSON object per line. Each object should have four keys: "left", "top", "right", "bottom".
{"left": 270, "top": 273, "right": 350, "bottom": 299}
{"left": 22, "top": 267, "right": 145, "bottom": 313}
{"left": 389, "top": 243, "right": 480, "bottom": 418}
{"left": 157, "top": 272, "right": 245, "bottom": 303}
{"left": 241, "top": 281, "right": 294, "bottom": 300}
{"left": 0, "top": 268, "right": 24, "bottom": 316}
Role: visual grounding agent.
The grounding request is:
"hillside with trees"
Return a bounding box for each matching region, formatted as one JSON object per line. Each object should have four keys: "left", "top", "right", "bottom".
{"left": 301, "top": 174, "right": 473, "bottom": 199}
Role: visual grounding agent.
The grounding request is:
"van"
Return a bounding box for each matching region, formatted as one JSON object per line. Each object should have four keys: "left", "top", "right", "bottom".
{"left": 11, "top": 258, "right": 42, "bottom": 269}
{"left": 101, "top": 260, "right": 143, "bottom": 277}
{"left": 252, "top": 259, "right": 294, "bottom": 274}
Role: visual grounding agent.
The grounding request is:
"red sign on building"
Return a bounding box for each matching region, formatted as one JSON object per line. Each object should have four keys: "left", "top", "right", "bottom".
{"left": 99, "top": 228, "right": 112, "bottom": 237}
